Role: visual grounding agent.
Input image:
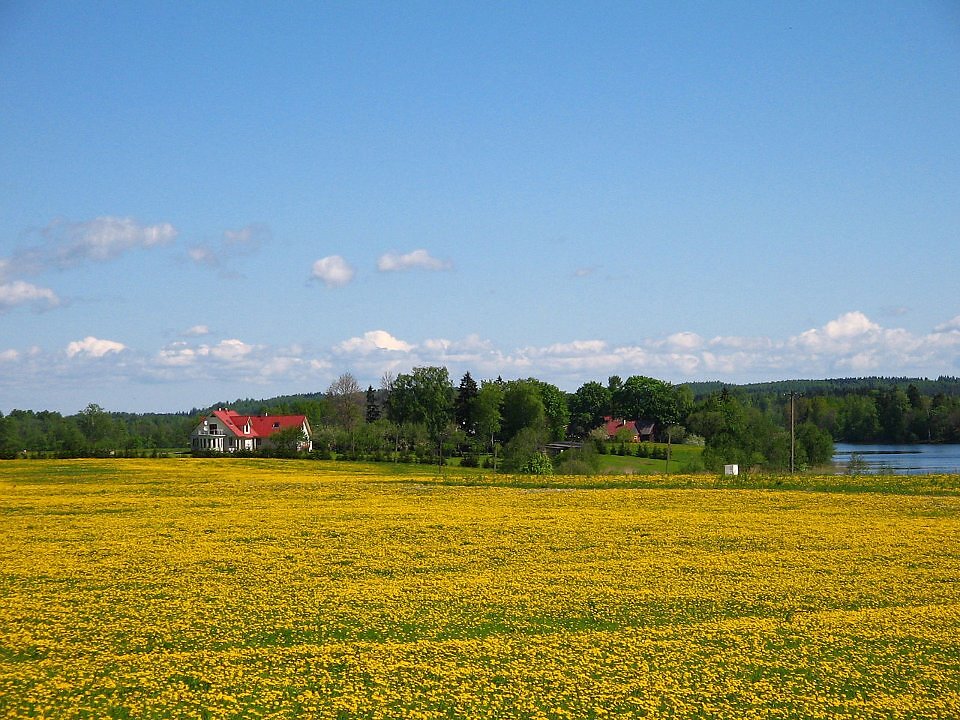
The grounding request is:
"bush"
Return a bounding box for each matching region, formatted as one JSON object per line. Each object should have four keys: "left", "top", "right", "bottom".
{"left": 554, "top": 442, "right": 601, "bottom": 476}
{"left": 680, "top": 459, "right": 705, "bottom": 473}
{"left": 502, "top": 426, "right": 549, "bottom": 472}
{"left": 520, "top": 451, "right": 553, "bottom": 475}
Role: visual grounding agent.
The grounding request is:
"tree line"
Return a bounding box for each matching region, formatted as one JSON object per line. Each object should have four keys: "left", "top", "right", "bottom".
{"left": 3, "top": 373, "right": 960, "bottom": 471}
{"left": 693, "top": 382, "right": 960, "bottom": 444}
{"left": 0, "top": 404, "right": 195, "bottom": 458}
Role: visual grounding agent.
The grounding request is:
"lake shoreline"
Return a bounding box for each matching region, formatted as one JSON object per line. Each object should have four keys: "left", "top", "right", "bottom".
{"left": 832, "top": 442, "right": 960, "bottom": 475}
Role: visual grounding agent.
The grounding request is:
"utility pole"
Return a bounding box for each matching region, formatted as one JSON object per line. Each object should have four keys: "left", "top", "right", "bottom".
{"left": 787, "top": 392, "right": 801, "bottom": 473}
{"left": 666, "top": 425, "right": 672, "bottom": 475}
{"left": 790, "top": 392, "right": 795, "bottom": 473}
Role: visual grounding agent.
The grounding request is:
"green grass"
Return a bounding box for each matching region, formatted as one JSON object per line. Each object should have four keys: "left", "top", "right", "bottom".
{"left": 592, "top": 441, "right": 704, "bottom": 474}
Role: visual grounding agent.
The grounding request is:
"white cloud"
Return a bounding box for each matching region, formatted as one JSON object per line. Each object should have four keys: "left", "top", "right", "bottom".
{"left": 708, "top": 335, "right": 774, "bottom": 351}
{"left": 789, "top": 311, "right": 917, "bottom": 363}
{"left": 664, "top": 332, "right": 703, "bottom": 351}
{"left": 152, "top": 338, "right": 256, "bottom": 372}
{"left": 540, "top": 340, "right": 609, "bottom": 356}
{"left": 840, "top": 351, "right": 880, "bottom": 373}
{"left": 311, "top": 255, "right": 355, "bottom": 287}
{"left": 2, "top": 217, "right": 177, "bottom": 282}
{"left": 183, "top": 325, "right": 211, "bottom": 337}
{"left": 935, "top": 316, "right": 960, "bottom": 333}
{"left": 336, "top": 330, "right": 414, "bottom": 354}
{"left": 223, "top": 225, "right": 264, "bottom": 246}
{"left": 422, "top": 338, "right": 452, "bottom": 353}
{"left": 208, "top": 339, "right": 255, "bottom": 361}
{"left": 0, "top": 280, "right": 60, "bottom": 312}
{"left": 258, "top": 356, "right": 303, "bottom": 378}
{"left": 187, "top": 246, "right": 216, "bottom": 266}
{"left": 187, "top": 224, "right": 268, "bottom": 271}
{"left": 66, "top": 336, "right": 126, "bottom": 359}
{"left": 43, "top": 217, "right": 176, "bottom": 269}
{"left": 326, "top": 312, "right": 960, "bottom": 387}
{"left": 377, "top": 249, "right": 451, "bottom": 272}
{"left": 419, "top": 334, "right": 504, "bottom": 366}
{"left": 822, "top": 311, "right": 880, "bottom": 339}
{"left": 9, "top": 310, "right": 960, "bottom": 413}
{"left": 151, "top": 336, "right": 305, "bottom": 380}
{"left": 142, "top": 336, "right": 335, "bottom": 391}
{"left": 157, "top": 342, "right": 198, "bottom": 367}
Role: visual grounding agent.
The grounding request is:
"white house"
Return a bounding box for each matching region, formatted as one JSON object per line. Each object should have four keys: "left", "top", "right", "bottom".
{"left": 190, "top": 409, "right": 312, "bottom": 453}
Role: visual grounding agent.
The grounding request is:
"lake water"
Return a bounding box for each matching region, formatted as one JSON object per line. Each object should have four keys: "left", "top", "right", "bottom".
{"left": 832, "top": 443, "right": 960, "bottom": 475}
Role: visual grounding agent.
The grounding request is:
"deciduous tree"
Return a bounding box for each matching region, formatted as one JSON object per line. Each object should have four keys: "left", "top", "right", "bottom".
{"left": 569, "top": 381, "right": 611, "bottom": 437}
{"left": 388, "top": 367, "right": 454, "bottom": 463}
{"left": 528, "top": 378, "right": 570, "bottom": 441}
{"left": 327, "top": 372, "right": 364, "bottom": 453}
{"left": 474, "top": 380, "right": 504, "bottom": 469}
{"left": 500, "top": 380, "right": 546, "bottom": 443}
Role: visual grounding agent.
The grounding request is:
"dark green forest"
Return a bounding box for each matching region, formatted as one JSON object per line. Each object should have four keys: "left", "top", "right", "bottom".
{"left": 2, "top": 374, "right": 960, "bottom": 471}
{"left": 689, "top": 377, "right": 960, "bottom": 444}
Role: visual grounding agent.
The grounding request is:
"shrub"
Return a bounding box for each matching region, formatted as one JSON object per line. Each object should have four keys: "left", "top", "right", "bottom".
{"left": 520, "top": 451, "right": 553, "bottom": 475}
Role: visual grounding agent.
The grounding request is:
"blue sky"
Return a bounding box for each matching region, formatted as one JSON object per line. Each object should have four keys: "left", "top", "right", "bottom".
{"left": 2, "top": 1, "right": 959, "bottom": 413}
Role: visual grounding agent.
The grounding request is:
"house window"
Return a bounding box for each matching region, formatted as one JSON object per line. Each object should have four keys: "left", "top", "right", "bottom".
{"left": 273, "top": 422, "right": 280, "bottom": 429}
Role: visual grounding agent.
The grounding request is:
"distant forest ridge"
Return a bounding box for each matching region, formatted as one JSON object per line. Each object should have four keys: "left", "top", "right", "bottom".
{"left": 684, "top": 376, "right": 960, "bottom": 399}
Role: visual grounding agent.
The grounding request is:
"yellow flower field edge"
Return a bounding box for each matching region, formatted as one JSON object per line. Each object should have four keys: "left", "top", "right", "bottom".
{"left": 4, "top": 457, "right": 959, "bottom": 495}
{"left": 1, "top": 459, "right": 958, "bottom": 719}
{"left": 418, "top": 469, "right": 960, "bottom": 495}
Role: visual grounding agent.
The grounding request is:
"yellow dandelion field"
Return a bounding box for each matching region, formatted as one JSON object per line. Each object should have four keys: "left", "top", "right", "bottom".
{"left": 1, "top": 459, "right": 959, "bottom": 718}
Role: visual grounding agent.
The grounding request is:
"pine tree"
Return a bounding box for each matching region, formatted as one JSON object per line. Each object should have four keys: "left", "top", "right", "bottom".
{"left": 454, "top": 372, "right": 479, "bottom": 436}
{"left": 365, "top": 386, "right": 380, "bottom": 423}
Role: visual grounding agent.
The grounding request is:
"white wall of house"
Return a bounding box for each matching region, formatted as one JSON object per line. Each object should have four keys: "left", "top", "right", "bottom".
{"left": 190, "top": 415, "right": 241, "bottom": 453}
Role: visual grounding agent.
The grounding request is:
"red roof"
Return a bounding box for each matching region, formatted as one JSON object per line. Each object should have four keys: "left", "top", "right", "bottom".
{"left": 604, "top": 417, "right": 638, "bottom": 437}
{"left": 602, "top": 416, "right": 655, "bottom": 439}
{"left": 210, "top": 409, "right": 307, "bottom": 438}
